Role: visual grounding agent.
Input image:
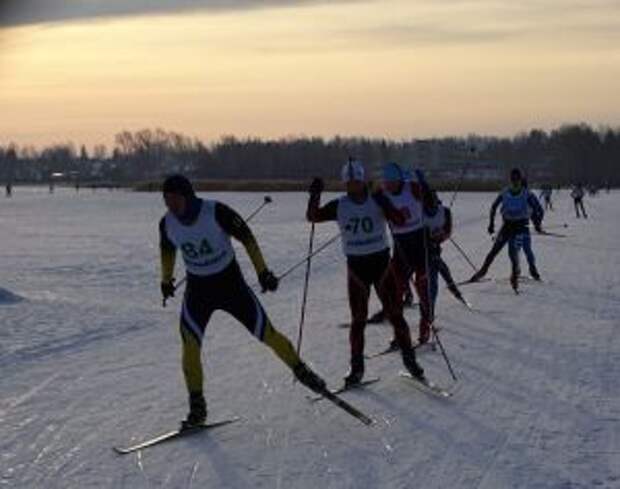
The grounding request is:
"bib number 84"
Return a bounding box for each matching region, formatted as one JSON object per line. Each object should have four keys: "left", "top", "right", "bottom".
{"left": 181, "top": 239, "right": 213, "bottom": 259}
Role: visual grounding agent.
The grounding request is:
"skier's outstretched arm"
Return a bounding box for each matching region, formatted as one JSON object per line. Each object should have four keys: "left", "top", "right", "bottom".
{"left": 215, "top": 202, "right": 268, "bottom": 276}
{"left": 488, "top": 194, "right": 502, "bottom": 233}
{"left": 527, "top": 192, "right": 544, "bottom": 230}
{"left": 159, "top": 218, "right": 177, "bottom": 282}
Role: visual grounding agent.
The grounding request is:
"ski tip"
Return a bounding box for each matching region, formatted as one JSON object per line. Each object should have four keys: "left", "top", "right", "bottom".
{"left": 113, "top": 445, "right": 140, "bottom": 455}
{"left": 361, "top": 416, "right": 375, "bottom": 426}
{"left": 398, "top": 371, "right": 453, "bottom": 398}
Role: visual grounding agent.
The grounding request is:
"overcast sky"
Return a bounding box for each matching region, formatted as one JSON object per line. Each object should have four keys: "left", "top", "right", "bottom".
{"left": 1, "top": 0, "right": 619, "bottom": 148}
{"left": 0, "top": 0, "right": 362, "bottom": 27}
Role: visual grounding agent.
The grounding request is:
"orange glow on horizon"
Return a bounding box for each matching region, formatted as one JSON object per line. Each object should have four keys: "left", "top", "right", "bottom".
{"left": 0, "top": 1, "right": 619, "bottom": 149}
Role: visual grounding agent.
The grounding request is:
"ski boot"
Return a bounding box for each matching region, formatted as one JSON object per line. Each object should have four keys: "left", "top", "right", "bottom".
{"left": 402, "top": 349, "right": 425, "bottom": 381}
{"left": 367, "top": 309, "right": 386, "bottom": 324}
{"left": 510, "top": 273, "right": 519, "bottom": 293}
{"left": 182, "top": 392, "right": 207, "bottom": 429}
{"left": 293, "top": 362, "right": 327, "bottom": 394}
{"left": 529, "top": 267, "right": 541, "bottom": 281}
{"left": 344, "top": 356, "right": 364, "bottom": 388}
{"left": 417, "top": 318, "right": 431, "bottom": 346}
{"left": 385, "top": 338, "right": 400, "bottom": 353}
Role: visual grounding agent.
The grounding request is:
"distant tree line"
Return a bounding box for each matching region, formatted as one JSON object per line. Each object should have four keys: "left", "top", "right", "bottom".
{"left": 1, "top": 123, "right": 618, "bottom": 187}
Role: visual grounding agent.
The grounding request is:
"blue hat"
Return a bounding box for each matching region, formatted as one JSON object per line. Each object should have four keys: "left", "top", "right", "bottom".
{"left": 382, "top": 162, "right": 404, "bottom": 182}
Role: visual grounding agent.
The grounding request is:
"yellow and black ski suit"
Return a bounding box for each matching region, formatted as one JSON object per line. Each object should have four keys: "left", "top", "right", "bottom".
{"left": 160, "top": 200, "right": 301, "bottom": 396}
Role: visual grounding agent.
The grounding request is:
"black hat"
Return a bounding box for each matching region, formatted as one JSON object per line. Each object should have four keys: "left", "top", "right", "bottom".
{"left": 510, "top": 168, "right": 522, "bottom": 180}
{"left": 162, "top": 174, "right": 195, "bottom": 198}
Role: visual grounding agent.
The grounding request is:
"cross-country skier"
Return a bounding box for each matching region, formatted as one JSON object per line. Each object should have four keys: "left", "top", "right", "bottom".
{"left": 159, "top": 175, "right": 326, "bottom": 427}
{"left": 571, "top": 183, "right": 588, "bottom": 218}
{"left": 468, "top": 168, "right": 544, "bottom": 290}
{"left": 540, "top": 184, "right": 553, "bottom": 211}
{"left": 382, "top": 186, "right": 467, "bottom": 353}
{"left": 423, "top": 190, "right": 467, "bottom": 309}
{"left": 306, "top": 160, "right": 425, "bottom": 386}
{"left": 380, "top": 162, "right": 433, "bottom": 345}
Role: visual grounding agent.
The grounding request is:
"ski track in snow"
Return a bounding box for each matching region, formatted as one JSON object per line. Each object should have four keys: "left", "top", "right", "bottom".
{"left": 0, "top": 187, "right": 619, "bottom": 488}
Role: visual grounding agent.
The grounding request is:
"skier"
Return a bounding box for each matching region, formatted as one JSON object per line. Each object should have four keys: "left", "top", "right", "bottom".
{"left": 571, "top": 183, "right": 588, "bottom": 218}
{"left": 468, "top": 168, "right": 544, "bottom": 289}
{"left": 540, "top": 184, "right": 553, "bottom": 211}
{"left": 5, "top": 182, "right": 12, "bottom": 197}
{"left": 382, "top": 186, "right": 467, "bottom": 353}
{"left": 423, "top": 190, "right": 467, "bottom": 309}
{"left": 159, "top": 175, "right": 326, "bottom": 427}
{"left": 380, "top": 162, "right": 433, "bottom": 345}
{"left": 306, "top": 160, "right": 425, "bottom": 386}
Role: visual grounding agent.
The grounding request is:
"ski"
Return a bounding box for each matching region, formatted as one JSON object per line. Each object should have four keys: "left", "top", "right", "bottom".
{"left": 367, "top": 310, "right": 386, "bottom": 324}
{"left": 314, "top": 388, "right": 374, "bottom": 425}
{"left": 113, "top": 417, "right": 240, "bottom": 454}
{"left": 414, "top": 341, "right": 438, "bottom": 352}
{"left": 538, "top": 230, "right": 568, "bottom": 238}
{"left": 456, "top": 277, "right": 492, "bottom": 287}
{"left": 338, "top": 301, "right": 419, "bottom": 328}
{"left": 366, "top": 344, "right": 399, "bottom": 359}
{"left": 399, "top": 371, "right": 452, "bottom": 398}
{"left": 492, "top": 276, "right": 545, "bottom": 290}
{"left": 454, "top": 295, "right": 474, "bottom": 310}
{"left": 366, "top": 302, "right": 418, "bottom": 325}
{"left": 308, "top": 377, "right": 380, "bottom": 402}
{"left": 366, "top": 340, "right": 436, "bottom": 359}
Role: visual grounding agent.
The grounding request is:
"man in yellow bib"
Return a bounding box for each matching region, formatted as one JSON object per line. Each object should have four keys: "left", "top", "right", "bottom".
{"left": 159, "top": 175, "right": 326, "bottom": 427}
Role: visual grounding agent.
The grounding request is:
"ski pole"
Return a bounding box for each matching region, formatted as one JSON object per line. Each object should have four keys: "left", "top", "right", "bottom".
{"left": 166, "top": 196, "right": 274, "bottom": 304}
{"left": 448, "top": 146, "right": 476, "bottom": 208}
{"left": 545, "top": 223, "right": 569, "bottom": 230}
{"left": 448, "top": 237, "right": 478, "bottom": 272}
{"left": 295, "top": 223, "right": 316, "bottom": 354}
{"left": 245, "top": 195, "right": 273, "bottom": 222}
{"left": 423, "top": 229, "right": 458, "bottom": 382}
{"left": 431, "top": 326, "right": 458, "bottom": 381}
{"left": 276, "top": 232, "right": 340, "bottom": 282}
{"left": 537, "top": 229, "right": 568, "bottom": 238}
{"left": 245, "top": 231, "right": 339, "bottom": 293}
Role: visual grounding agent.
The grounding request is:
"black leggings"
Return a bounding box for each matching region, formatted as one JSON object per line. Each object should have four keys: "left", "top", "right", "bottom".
{"left": 182, "top": 260, "right": 267, "bottom": 344}
{"left": 179, "top": 260, "right": 301, "bottom": 394}
{"left": 346, "top": 249, "right": 414, "bottom": 362}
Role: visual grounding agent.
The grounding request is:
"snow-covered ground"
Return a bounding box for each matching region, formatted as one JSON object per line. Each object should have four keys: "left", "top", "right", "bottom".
{"left": 1, "top": 186, "right": 619, "bottom": 489}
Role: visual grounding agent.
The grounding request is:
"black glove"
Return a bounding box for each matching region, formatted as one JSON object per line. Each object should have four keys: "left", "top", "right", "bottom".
{"left": 487, "top": 223, "right": 495, "bottom": 235}
{"left": 258, "top": 269, "right": 279, "bottom": 293}
{"left": 309, "top": 177, "right": 324, "bottom": 196}
{"left": 161, "top": 279, "right": 175, "bottom": 301}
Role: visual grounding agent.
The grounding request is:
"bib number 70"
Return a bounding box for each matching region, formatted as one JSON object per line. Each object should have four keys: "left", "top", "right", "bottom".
{"left": 348, "top": 217, "right": 374, "bottom": 234}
